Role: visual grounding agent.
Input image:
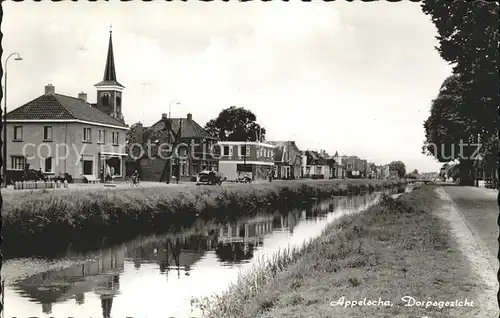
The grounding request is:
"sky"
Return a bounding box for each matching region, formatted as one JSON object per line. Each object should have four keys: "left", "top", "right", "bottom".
{"left": 2, "top": 1, "right": 452, "bottom": 173}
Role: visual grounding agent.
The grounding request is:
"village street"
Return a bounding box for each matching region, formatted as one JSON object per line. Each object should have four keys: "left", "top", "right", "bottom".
{"left": 435, "top": 185, "right": 499, "bottom": 317}
{"left": 442, "top": 186, "right": 499, "bottom": 270}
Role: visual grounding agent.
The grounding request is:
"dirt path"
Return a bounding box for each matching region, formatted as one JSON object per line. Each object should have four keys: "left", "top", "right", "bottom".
{"left": 434, "top": 187, "right": 498, "bottom": 317}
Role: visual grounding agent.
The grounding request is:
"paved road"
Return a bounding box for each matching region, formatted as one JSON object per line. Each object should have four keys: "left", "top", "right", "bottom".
{"left": 442, "top": 186, "right": 499, "bottom": 266}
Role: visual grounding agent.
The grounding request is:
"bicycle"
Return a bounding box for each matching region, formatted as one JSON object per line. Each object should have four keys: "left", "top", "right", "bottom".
{"left": 129, "top": 175, "right": 140, "bottom": 187}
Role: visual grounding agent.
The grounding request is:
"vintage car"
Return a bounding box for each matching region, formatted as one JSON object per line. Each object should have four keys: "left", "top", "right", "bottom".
{"left": 196, "top": 170, "right": 224, "bottom": 185}
{"left": 22, "top": 169, "right": 48, "bottom": 182}
{"left": 52, "top": 172, "right": 73, "bottom": 183}
{"left": 236, "top": 175, "right": 252, "bottom": 183}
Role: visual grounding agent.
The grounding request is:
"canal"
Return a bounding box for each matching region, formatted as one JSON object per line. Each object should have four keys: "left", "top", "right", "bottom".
{"left": 2, "top": 187, "right": 405, "bottom": 317}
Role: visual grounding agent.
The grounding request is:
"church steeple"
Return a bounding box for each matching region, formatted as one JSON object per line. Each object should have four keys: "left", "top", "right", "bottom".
{"left": 94, "top": 27, "right": 126, "bottom": 124}
{"left": 96, "top": 27, "right": 124, "bottom": 88}
{"left": 103, "top": 29, "right": 117, "bottom": 82}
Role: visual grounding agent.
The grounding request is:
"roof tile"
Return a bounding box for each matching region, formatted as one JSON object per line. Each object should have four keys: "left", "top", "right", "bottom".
{"left": 6, "top": 93, "right": 127, "bottom": 127}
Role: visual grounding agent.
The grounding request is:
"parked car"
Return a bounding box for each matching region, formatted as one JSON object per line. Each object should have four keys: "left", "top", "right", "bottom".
{"left": 196, "top": 170, "right": 224, "bottom": 185}
{"left": 52, "top": 173, "right": 73, "bottom": 183}
{"left": 236, "top": 176, "right": 252, "bottom": 183}
{"left": 21, "top": 169, "right": 48, "bottom": 182}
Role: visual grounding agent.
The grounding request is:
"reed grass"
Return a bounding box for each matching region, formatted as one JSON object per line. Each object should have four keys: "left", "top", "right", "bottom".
{"left": 2, "top": 179, "right": 404, "bottom": 253}
{"left": 198, "top": 186, "right": 479, "bottom": 318}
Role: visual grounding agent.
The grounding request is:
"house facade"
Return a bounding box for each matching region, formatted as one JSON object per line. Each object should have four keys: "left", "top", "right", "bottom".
{"left": 268, "top": 141, "right": 302, "bottom": 179}
{"left": 331, "top": 151, "right": 344, "bottom": 178}
{"left": 341, "top": 156, "right": 368, "bottom": 178}
{"left": 128, "top": 113, "right": 219, "bottom": 182}
{"left": 4, "top": 30, "right": 128, "bottom": 183}
{"left": 381, "top": 164, "right": 390, "bottom": 179}
{"left": 302, "top": 150, "right": 332, "bottom": 179}
{"left": 217, "top": 141, "right": 276, "bottom": 181}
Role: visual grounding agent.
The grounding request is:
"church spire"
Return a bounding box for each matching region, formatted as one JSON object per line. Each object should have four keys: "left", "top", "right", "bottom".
{"left": 103, "top": 27, "right": 117, "bottom": 82}
{"left": 95, "top": 27, "right": 124, "bottom": 88}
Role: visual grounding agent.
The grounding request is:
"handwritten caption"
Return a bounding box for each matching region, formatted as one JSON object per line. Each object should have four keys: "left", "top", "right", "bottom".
{"left": 330, "top": 295, "right": 474, "bottom": 309}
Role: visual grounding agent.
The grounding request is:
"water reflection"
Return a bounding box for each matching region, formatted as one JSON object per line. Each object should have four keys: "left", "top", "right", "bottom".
{"left": 3, "top": 188, "right": 402, "bottom": 317}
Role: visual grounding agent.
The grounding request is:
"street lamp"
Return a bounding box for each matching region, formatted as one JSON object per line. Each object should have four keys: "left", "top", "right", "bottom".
{"left": 3, "top": 52, "right": 23, "bottom": 187}
{"left": 165, "top": 100, "right": 180, "bottom": 184}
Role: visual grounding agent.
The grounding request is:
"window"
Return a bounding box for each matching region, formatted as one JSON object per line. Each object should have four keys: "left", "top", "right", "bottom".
{"left": 82, "top": 155, "right": 94, "bottom": 175}
{"left": 83, "top": 160, "right": 93, "bottom": 175}
{"left": 101, "top": 92, "right": 110, "bottom": 106}
{"left": 83, "top": 127, "right": 91, "bottom": 142}
{"left": 112, "top": 131, "right": 119, "bottom": 145}
{"left": 13, "top": 126, "right": 23, "bottom": 141}
{"left": 43, "top": 126, "right": 53, "bottom": 141}
{"left": 44, "top": 157, "right": 53, "bottom": 173}
{"left": 98, "top": 129, "right": 105, "bottom": 144}
{"left": 11, "top": 156, "right": 26, "bottom": 170}
{"left": 105, "top": 157, "right": 121, "bottom": 176}
{"left": 223, "top": 146, "right": 230, "bottom": 156}
{"left": 240, "top": 145, "right": 250, "bottom": 157}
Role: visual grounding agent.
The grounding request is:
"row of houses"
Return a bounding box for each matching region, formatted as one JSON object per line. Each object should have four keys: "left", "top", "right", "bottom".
{"left": 1, "top": 29, "right": 397, "bottom": 184}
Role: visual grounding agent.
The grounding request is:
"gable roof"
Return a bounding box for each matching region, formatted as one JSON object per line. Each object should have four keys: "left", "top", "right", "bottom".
{"left": 267, "top": 141, "right": 302, "bottom": 163}
{"left": 144, "top": 117, "right": 215, "bottom": 141}
{"left": 6, "top": 93, "right": 128, "bottom": 128}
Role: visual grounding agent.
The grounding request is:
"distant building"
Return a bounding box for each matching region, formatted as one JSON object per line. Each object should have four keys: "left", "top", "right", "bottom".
{"left": 127, "top": 113, "right": 219, "bottom": 181}
{"left": 4, "top": 30, "right": 128, "bottom": 183}
{"left": 329, "top": 151, "right": 344, "bottom": 178}
{"left": 267, "top": 141, "right": 302, "bottom": 179}
{"left": 341, "top": 156, "right": 366, "bottom": 178}
{"left": 302, "top": 150, "right": 328, "bottom": 179}
{"left": 217, "top": 141, "right": 276, "bottom": 181}
{"left": 381, "top": 164, "right": 391, "bottom": 179}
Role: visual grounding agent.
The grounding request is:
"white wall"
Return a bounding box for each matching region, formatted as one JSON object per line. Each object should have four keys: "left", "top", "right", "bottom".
{"left": 218, "top": 161, "right": 238, "bottom": 181}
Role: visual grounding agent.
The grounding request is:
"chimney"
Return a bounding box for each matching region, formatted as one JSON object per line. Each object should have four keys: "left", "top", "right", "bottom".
{"left": 162, "top": 113, "right": 168, "bottom": 120}
{"left": 78, "top": 92, "right": 87, "bottom": 102}
{"left": 135, "top": 122, "right": 144, "bottom": 142}
{"left": 45, "top": 84, "right": 55, "bottom": 95}
{"left": 187, "top": 113, "right": 193, "bottom": 121}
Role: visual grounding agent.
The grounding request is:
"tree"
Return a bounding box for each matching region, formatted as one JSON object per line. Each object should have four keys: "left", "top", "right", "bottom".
{"left": 421, "top": 1, "right": 498, "bottom": 136}
{"left": 447, "top": 163, "right": 460, "bottom": 182}
{"left": 412, "top": 169, "right": 419, "bottom": 176}
{"left": 421, "top": 0, "right": 499, "bottom": 185}
{"left": 422, "top": 75, "right": 477, "bottom": 186}
{"left": 204, "top": 106, "right": 266, "bottom": 141}
{"left": 389, "top": 161, "right": 406, "bottom": 179}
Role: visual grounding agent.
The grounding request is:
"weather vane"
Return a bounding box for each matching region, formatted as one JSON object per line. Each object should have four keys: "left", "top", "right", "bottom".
{"left": 110, "top": 24, "right": 112, "bottom": 33}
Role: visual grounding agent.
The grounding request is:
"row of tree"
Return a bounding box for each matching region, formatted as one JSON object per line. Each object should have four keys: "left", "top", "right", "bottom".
{"left": 421, "top": 1, "right": 499, "bottom": 186}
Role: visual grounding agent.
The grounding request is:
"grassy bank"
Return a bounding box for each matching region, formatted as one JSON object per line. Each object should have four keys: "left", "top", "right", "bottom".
{"left": 2, "top": 179, "right": 404, "bottom": 255}
{"left": 199, "top": 185, "right": 481, "bottom": 318}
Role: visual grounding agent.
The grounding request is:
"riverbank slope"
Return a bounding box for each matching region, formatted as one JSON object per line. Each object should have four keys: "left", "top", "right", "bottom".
{"left": 201, "top": 185, "right": 491, "bottom": 318}
{"left": 2, "top": 179, "right": 404, "bottom": 255}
